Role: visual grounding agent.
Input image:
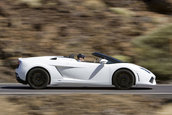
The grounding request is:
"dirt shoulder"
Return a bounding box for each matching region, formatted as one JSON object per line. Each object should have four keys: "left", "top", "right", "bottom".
{"left": 0, "top": 94, "right": 170, "bottom": 115}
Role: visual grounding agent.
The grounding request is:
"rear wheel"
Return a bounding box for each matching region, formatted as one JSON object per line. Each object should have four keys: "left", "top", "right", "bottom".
{"left": 112, "top": 69, "right": 134, "bottom": 89}
{"left": 27, "top": 68, "right": 49, "bottom": 89}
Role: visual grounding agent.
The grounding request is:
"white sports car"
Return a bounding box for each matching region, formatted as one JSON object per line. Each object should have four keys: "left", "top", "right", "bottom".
{"left": 15, "top": 52, "right": 156, "bottom": 89}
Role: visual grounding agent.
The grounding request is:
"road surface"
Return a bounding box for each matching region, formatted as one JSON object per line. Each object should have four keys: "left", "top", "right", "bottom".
{"left": 0, "top": 83, "right": 172, "bottom": 94}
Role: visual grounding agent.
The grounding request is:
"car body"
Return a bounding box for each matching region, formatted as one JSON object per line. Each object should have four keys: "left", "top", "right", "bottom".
{"left": 15, "top": 52, "right": 156, "bottom": 89}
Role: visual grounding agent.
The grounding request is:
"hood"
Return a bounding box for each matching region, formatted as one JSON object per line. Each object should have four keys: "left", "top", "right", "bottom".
{"left": 117, "top": 63, "right": 140, "bottom": 68}
{"left": 119, "top": 63, "right": 153, "bottom": 74}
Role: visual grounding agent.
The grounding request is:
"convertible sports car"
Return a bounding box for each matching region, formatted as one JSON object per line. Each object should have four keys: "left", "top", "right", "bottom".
{"left": 15, "top": 52, "right": 156, "bottom": 89}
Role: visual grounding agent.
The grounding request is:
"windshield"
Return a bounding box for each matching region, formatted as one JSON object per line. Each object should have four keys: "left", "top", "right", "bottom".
{"left": 92, "top": 52, "right": 123, "bottom": 64}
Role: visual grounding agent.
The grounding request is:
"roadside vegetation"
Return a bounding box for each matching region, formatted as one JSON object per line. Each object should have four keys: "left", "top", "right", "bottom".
{"left": 133, "top": 24, "right": 172, "bottom": 82}
{"left": 0, "top": 94, "right": 170, "bottom": 115}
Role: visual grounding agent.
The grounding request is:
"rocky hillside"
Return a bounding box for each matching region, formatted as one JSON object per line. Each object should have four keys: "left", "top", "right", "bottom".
{"left": 0, "top": 0, "right": 172, "bottom": 82}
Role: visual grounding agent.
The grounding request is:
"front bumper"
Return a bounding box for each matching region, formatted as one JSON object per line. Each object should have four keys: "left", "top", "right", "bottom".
{"left": 16, "top": 73, "right": 27, "bottom": 84}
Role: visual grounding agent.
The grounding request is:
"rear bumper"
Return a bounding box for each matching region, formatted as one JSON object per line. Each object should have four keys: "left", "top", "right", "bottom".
{"left": 16, "top": 73, "right": 27, "bottom": 84}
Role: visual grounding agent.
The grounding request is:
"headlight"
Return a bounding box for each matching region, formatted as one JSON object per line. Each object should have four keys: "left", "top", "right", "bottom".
{"left": 140, "top": 67, "right": 151, "bottom": 74}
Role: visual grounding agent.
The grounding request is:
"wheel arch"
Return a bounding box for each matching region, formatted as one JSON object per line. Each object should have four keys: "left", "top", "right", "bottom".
{"left": 26, "top": 66, "right": 51, "bottom": 85}
{"left": 112, "top": 68, "right": 136, "bottom": 85}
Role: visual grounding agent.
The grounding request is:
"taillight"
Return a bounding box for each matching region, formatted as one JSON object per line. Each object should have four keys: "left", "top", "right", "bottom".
{"left": 17, "top": 60, "right": 21, "bottom": 68}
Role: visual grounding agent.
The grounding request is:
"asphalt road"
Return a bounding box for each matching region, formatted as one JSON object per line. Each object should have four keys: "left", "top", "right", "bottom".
{"left": 0, "top": 83, "right": 172, "bottom": 94}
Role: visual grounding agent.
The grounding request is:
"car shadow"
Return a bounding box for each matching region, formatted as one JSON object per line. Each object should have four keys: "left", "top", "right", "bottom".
{"left": 1, "top": 86, "right": 152, "bottom": 90}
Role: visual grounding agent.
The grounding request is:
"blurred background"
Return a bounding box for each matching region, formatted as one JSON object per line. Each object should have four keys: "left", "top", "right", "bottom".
{"left": 0, "top": 0, "right": 172, "bottom": 115}
{"left": 0, "top": 0, "right": 171, "bottom": 83}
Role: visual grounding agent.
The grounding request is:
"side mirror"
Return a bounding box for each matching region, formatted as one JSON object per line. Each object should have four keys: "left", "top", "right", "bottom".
{"left": 100, "top": 59, "right": 108, "bottom": 64}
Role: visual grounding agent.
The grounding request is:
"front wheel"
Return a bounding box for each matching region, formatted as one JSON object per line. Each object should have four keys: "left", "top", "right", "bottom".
{"left": 27, "top": 68, "right": 49, "bottom": 89}
{"left": 112, "top": 69, "right": 134, "bottom": 89}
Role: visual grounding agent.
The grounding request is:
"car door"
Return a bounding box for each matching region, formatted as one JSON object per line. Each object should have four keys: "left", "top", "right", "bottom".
{"left": 57, "top": 61, "right": 109, "bottom": 81}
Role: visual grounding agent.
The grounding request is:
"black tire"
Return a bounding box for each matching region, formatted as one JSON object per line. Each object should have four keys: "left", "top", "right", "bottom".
{"left": 27, "top": 68, "right": 49, "bottom": 89}
{"left": 112, "top": 69, "right": 134, "bottom": 89}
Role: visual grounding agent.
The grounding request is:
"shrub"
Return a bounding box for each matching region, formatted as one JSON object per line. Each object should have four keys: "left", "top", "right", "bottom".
{"left": 109, "top": 7, "right": 134, "bottom": 17}
{"left": 18, "top": 0, "right": 42, "bottom": 8}
{"left": 112, "top": 55, "right": 131, "bottom": 62}
{"left": 83, "top": 0, "right": 106, "bottom": 10}
{"left": 133, "top": 24, "right": 172, "bottom": 82}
